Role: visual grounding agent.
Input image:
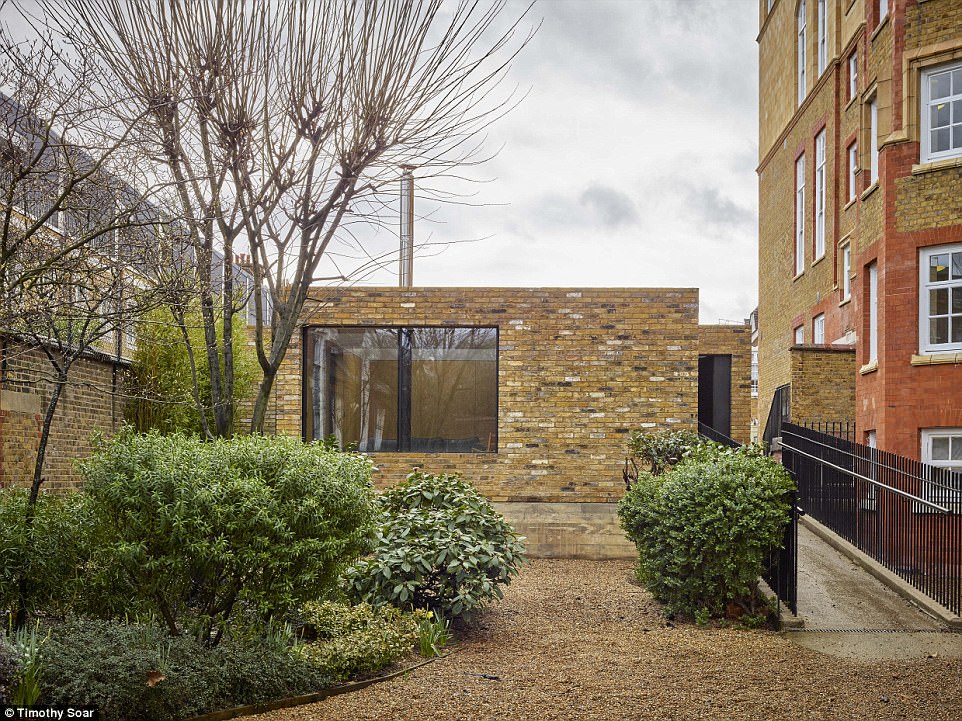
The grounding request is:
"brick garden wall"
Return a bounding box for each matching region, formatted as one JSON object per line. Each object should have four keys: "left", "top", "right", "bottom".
{"left": 697, "top": 324, "right": 753, "bottom": 445}
{"left": 0, "top": 341, "right": 125, "bottom": 491}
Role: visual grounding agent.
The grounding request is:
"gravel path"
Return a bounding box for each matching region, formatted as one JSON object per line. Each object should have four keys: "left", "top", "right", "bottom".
{"left": 255, "top": 559, "right": 962, "bottom": 721}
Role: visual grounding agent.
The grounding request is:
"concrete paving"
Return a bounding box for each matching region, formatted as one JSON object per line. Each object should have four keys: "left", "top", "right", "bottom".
{"left": 783, "top": 523, "right": 962, "bottom": 659}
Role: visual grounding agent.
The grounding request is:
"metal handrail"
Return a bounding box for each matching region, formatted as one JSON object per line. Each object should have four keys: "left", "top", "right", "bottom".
{"left": 780, "top": 441, "right": 952, "bottom": 513}
{"left": 781, "top": 426, "right": 960, "bottom": 493}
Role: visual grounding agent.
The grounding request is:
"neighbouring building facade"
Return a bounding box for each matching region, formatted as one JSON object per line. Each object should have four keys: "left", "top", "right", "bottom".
{"left": 269, "top": 286, "right": 751, "bottom": 559}
{"left": 757, "top": 0, "right": 962, "bottom": 468}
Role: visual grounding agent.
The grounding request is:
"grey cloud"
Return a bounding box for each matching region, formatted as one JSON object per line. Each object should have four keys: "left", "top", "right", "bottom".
{"left": 683, "top": 184, "right": 754, "bottom": 233}
{"left": 578, "top": 184, "right": 639, "bottom": 228}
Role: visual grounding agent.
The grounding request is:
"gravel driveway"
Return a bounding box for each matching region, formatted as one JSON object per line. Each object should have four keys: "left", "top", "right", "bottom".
{"left": 254, "top": 559, "right": 962, "bottom": 721}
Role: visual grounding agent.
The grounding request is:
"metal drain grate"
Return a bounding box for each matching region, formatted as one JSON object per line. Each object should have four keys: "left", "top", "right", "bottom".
{"left": 787, "top": 628, "right": 951, "bottom": 634}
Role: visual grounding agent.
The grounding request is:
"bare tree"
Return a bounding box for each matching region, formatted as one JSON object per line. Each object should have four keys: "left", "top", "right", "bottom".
{"left": 39, "top": 0, "right": 535, "bottom": 435}
{"left": 1, "top": 9, "right": 185, "bottom": 490}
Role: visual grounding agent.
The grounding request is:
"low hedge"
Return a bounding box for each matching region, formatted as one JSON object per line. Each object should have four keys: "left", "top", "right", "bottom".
{"left": 40, "top": 618, "right": 330, "bottom": 721}
{"left": 619, "top": 443, "right": 793, "bottom": 618}
{"left": 79, "top": 431, "right": 377, "bottom": 641}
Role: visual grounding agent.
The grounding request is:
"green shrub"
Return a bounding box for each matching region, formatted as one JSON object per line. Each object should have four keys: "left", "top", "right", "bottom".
{"left": 40, "top": 618, "right": 329, "bottom": 721}
{"left": 0, "top": 488, "right": 90, "bottom": 619}
{"left": 627, "top": 429, "right": 706, "bottom": 475}
{"left": 0, "top": 635, "right": 19, "bottom": 705}
{"left": 298, "top": 601, "right": 427, "bottom": 682}
{"left": 80, "top": 431, "right": 376, "bottom": 642}
{"left": 343, "top": 471, "right": 525, "bottom": 621}
{"left": 618, "top": 445, "right": 793, "bottom": 618}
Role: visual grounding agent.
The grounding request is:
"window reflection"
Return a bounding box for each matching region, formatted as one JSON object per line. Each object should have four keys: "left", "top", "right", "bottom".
{"left": 305, "top": 326, "right": 497, "bottom": 453}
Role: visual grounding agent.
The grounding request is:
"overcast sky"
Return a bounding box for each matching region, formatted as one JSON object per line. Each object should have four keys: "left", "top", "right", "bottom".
{"left": 368, "top": 0, "right": 761, "bottom": 324}
{"left": 5, "top": 0, "right": 760, "bottom": 324}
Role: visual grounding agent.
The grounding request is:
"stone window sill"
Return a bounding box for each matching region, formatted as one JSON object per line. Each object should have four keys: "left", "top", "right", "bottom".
{"left": 860, "top": 182, "right": 879, "bottom": 200}
{"left": 911, "top": 352, "right": 962, "bottom": 366}
{"left": 859, "top": 360, "right": 878, "bottom": 375}
{"left": 912, "top": 156, "right": 962, "bottom": 175}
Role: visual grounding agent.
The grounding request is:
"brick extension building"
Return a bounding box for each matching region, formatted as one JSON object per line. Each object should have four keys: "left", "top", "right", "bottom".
{"left": 757, "top": 0, "right": 962, "bottom": 469}
{"left": 271, "top": 286, "right": 751, "bottom": 558}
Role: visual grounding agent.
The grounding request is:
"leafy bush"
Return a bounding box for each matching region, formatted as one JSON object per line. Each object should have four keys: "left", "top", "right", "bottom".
{"left": 40, "top": 618, "right": 329, "bottom": 721}
{"left": 0, "top": 488, "right": 91, "bottom": 619}
{"left": 627, "top": 429, "right": 706, "bottom": 475}
{"left": 298, "top": 601, "right": 427, "bottom": 682}
{"left": 343, "top": 471, "right": 525, "bottom": 621}
{"left": 0, "top": 635, "right": 19, "bottom": 705}
{"left": 126, "top": 304, "right": 260, "bottom": 435}
{"left": 80, "top": 431, "right": 376, "bottom": 642}
{"left": 618, "top": 445, "right": 793, "bottom": 618}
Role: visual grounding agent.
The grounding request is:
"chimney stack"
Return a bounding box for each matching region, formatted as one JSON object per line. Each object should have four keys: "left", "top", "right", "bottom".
{"left": 399, "top": 166, "right": 415, "bottom": 288}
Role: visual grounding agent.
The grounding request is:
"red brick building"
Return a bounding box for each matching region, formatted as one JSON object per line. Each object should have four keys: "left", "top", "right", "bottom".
{"left": 757, "top": 0, "right": 962, "bottom": 470}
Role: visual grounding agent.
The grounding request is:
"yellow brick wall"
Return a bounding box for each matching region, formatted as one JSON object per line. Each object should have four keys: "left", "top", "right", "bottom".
{"left": 789, "top": 345, "right": 857, "bottom": 425}
{"left": 757, "top": 0, "right": 865, "bottom": 432}
{"left": 0, "top": 342, "right": 125, "bottom": 491}
{"left": 697, "top": 324, "right": 753, "bottom": 445}
{"left": 273, "top": 287, "right": 700, "bottom": 504}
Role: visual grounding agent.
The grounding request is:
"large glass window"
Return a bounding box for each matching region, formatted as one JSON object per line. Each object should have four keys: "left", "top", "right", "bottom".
{"left": 921, "top": 61, "right": 962, "bottom": 163}
{"left": 919, "top": 244, "right": 962, "bottom": 353}
{"left": 304, "top": 326, "right": 498, "bottom": 453}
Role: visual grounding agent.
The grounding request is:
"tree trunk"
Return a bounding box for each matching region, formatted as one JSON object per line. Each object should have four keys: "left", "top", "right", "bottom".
{"left": 15, "top": 371, "right": 68, "bottom": 628}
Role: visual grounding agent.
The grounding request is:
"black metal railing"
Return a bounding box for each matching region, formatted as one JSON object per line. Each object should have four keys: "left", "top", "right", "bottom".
{"left": 697, "top": 420, "right": 799, "bottom": 615}
{"left": 762, "top": 384, "right": 790, "bottom": 448}
{"left": 697, "top": 421, "right": 740, "bottom": 448}
{"left": 800, "top": 420, "right": 856, "bottom": 442}
{"left": 781, "top": 423, "right": 962, "bottom": 616}
{"left": 762, "top": 493, "right": 800, "bottom": 615}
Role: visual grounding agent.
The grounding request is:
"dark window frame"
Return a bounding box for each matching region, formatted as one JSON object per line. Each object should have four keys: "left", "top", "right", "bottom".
{"left": 302, "top": 324, "right": 500, "bottom": 453}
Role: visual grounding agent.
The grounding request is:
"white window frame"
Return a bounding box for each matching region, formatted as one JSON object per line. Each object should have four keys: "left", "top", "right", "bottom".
{"left": 878, "top": 0, "right": 888, "bottom": 23}
{"left": 841, "top": 243, "right": 851, "bottom": 301}
{"left": 795, "top": 153, "right": 806, "bottom": 276}
{"left": 847, "top": 141, "right": 858, "bottom": 202}
{"left": 920, "top": 61, "right": 962, "bottom": 164}
{"left": 919, "top": 243, "right": 962, "bottom": 354}
{"left": 848, "top": 51, "right": 858, "bottom": 101}
{"left": 817, "top": 0, "right": 827, "bottom": 77}
{"left": 869, "top": 97, "right": 879, "bottom": 185}
{"left": 868, "top": 261, "right": 878, "bottom": 362}
{"left": 798, "top": 0, "right": 807, "bottom": 105}
{"left": 815, "top": 130, "right": 826, "bottom": 260}
{"left": 794, "top": 325, "right": 805, "bottom": 344}
{"left": 920, "top": 428, "right": 962, "bottom": 514}
{"left": 813, "top": 313, "right": 825, "bottom": 344}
